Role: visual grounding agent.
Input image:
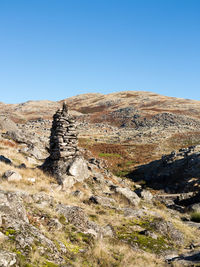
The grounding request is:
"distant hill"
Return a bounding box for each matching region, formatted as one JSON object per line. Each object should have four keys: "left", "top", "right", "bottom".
{"left": 1, "top": 91, "right": 200, "bottom": 124}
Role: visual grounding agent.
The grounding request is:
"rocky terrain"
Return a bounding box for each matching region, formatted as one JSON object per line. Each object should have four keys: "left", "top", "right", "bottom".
{"left": 0, "top": 91, "right": 200, "bottom": 266}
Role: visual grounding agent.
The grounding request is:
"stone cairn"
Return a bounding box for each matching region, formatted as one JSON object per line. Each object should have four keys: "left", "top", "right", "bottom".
{"left": 49, "top": 102, "right": 79, "bottom": 160}
{"left": 42, "top": 102, "right": 80, "bottom": 184}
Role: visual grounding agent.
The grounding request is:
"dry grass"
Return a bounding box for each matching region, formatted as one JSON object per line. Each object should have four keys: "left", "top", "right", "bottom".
{"left": 76, "top": 239, "right": 165, "bottom": 267}
{"left": 152, "top": 207, "right": 200, "bottom": 249}
{"left": 167, "top": 131, "right": 200, "bottom": 150}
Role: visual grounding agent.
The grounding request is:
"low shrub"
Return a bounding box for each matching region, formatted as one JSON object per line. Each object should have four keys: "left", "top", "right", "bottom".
{"left": 191, "top": 212, "right": 200, "bottom": 222}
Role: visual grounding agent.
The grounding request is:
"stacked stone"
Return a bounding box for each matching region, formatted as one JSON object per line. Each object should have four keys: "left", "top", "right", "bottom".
{"left": 49, "top": 102, "right": 79, "bottom": 160}
{"left": 41, "top": 102, "right": 81, "bottom": 183}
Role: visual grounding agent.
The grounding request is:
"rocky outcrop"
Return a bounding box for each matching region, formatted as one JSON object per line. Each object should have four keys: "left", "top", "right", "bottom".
{"left": 130, "top": 145, "right": 200, "bottom": 193}
{"left": 0, "top": 116, "right": 18, "bottom": 132}
{"left": 56, "top": 205, "right": 102, "bottom": 237}
{"left": 130, "top": 112, "right": 200, "bottom": 130}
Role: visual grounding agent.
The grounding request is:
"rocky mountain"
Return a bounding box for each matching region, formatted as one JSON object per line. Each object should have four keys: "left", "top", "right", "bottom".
{"left": 0, "top": 91, "right": 200, "bottom": 266}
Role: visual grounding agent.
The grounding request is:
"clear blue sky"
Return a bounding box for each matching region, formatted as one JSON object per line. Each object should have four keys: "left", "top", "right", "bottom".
{"left": 0, "top": 0, "right": 200, "bottom": 103}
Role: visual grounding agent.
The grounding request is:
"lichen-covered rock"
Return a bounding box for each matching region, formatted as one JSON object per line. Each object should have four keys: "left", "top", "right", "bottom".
{"left": 150, "top": 219, "right": 184, "bottom": 246}
{"left": 56, "top": 204, "right": 101, "bottom": 236}
{"left": 89, "top": 195, "right": 116, "bottom": 207}
{"left": 123, "top": 208, "right": 145, "bottom": 218}
{"left": 0, "top": 250, "right": 17, "bottom": 267}
{"left": 0, "top": 190, "right": 29, "bottom": 226}
{"left": 31, "top": 192, "right": 54, "bottom": 208}
{"left": 113, "top": 187, "right": 141, "bottom": 206}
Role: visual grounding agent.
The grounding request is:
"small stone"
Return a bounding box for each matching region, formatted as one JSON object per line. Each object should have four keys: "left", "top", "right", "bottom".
{"left": 3, "top": 170, "right": 22, "bottom": 182}
{"left": 18, "top": 163, "right": 26, "bottom": 169}
{"left": 26, "top": 177, "right": 36, "bottom": 183}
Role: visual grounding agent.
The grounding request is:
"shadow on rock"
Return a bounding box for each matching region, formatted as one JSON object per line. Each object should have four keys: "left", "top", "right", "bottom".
{"left": 128, "top": 145, "right": 200, "bottom": 193}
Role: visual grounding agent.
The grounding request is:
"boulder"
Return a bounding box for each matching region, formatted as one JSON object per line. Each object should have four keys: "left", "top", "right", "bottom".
{"left": 68, "top": 157, "right": 90, "bottom": 180}
{"left": 92, "top": 173, "right": 106, "bottom": 184}
{"left": 56, "top": 204, "right": 101, "bottom": 236}
{"left": 48, "top": 218, "right": 63, "bottom": 231}
{"left": 113, "top": 187, "right": 141, "bottom": 206}
{"left": 18, "top": 163, "right": 26, "bottom": 169}
{"left": 32, "top": 192, "right": 54, "bottom": 207}
{"left": 71, "top": 190, "right": 84, "bottom": 198}
{"left": 0, "top": 250, "right": 17, "bottom": 267}
{"left": 135, "top": 189, "right": 153, "bottom": 201}
{"left": 0, "top": 232, "right": 8, "bottom": 242}
{"left": 140, "top": 190, "right": 153, "bottom": 201}
{"left": 3, "top": 170, "right": 22, "bottom": 182}
{"left": 101, "top": 224, "right": 114, "bottom": 237}
{"left": 4, "top": 130, "right": 27, "bottom": 144}
{"left": 150, "top": 219, "right": 184, "bottom": 246}
{"left": 0, "top": 116, "right": 18, "bottom": 132}
{"left": 0, "top": 190, "right": 29, "bottom": 227}
{"left": 28, "top": 145, "right": 44, "bottom": 160}
{"left": 123, "top": 208, "right": 144, "bottom": 218}
{"left": 89, "top": 195, "right": 116, "bottom": 207}
{"left": 62, "top": 175, "right": 76, "bottom": 189}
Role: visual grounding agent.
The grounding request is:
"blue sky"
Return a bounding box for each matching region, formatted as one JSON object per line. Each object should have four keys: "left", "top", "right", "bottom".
{"left": 0, "top": 0, "right": 200, "bottom": 103}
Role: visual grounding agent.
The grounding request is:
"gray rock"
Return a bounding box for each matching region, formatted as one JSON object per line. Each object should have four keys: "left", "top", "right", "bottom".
{"left": 150, "top": 219, "right": 184, "bottom": 246}
{"left": 0, "top": 250, "right": 17, "bottom": 267}
{"left": 139, "top": 229, "right": 158, "bottom": 239}
{"left": 4, "top": 130, "right": 30, "bottom": 145}
{"left": 89, "top": 195, "right": 116, "bottom": 207}
{"left": 62, "top": 175, "right": 76, "bottom": 188}
{"left": 3, "top": 170, "right": 22, "bottom": 182}
{"left": 102, "top": 225, "right": 114, "bottom": 237}
{"left": 56, "top": 204, "right": 101, "bottom": 237}
{"left": 0, "top": 116, "right": 18, "bottom": 132}
{"left": 68, "top": 157, "right": 90, "bottom": 180}
{"left": 28, "top": 145, "right": 44, "bottom": 160}
{"left": 136, "top": 190, "right": 153, "bottom": 201}
{"left": 113, "top": 187, "right": 140, "bottom": 206}
{"left": 0, "top": 232, "right": 8, "bottom": 242}
{"left": 48, "top": 218, "right": 63, "bottom": 230}
{"left": 92, "top": 173, "right": 106, "bottom": 184}
{"left": 123, "top": 208, "right": 144, "bottom": 218}
{"left": 189, "top": 203, "right": 200, "bottom": 213}
{"left": 32, "top": 192, "right": 54, "bottom": 207}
